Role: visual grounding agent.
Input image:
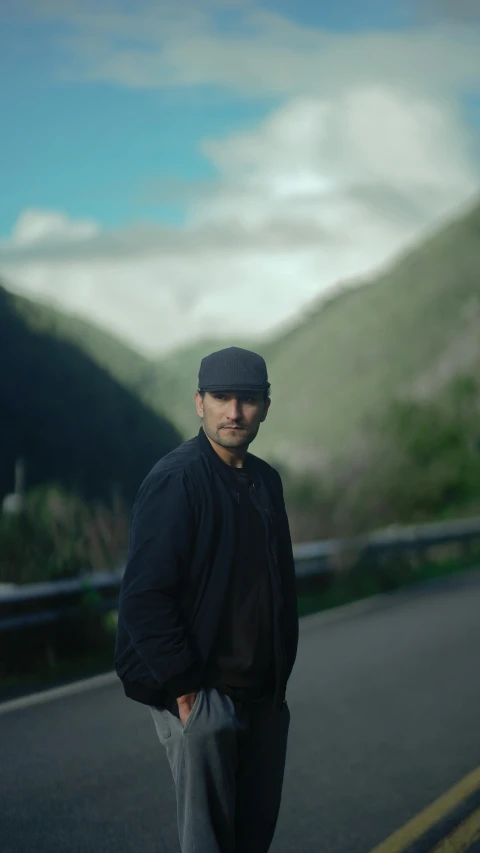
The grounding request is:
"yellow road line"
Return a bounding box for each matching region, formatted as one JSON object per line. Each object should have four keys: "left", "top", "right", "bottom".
{"left": 430, "top": 806, "right": 480, "bottom": 853}
{"left": 368, "top": 766, "right": 480, "bottom": 853}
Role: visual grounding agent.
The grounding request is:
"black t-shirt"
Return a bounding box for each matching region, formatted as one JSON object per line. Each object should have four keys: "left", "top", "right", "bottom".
{"left": 204, "top": 463, "right": 276, "bottom": 699}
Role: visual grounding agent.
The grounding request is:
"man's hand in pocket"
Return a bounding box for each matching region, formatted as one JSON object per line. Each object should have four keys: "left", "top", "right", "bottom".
{"left": 177, "top": 692, "right": 197, "bottom": 726}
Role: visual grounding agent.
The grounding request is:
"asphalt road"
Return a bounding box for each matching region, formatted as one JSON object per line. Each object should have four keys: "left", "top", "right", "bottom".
{"left": 2, "top": 570, "right": 480, "bottom": 853}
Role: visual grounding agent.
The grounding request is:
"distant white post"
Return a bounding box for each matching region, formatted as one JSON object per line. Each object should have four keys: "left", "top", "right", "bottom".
{"left": 2, "top": 457, "right": 26, "bottom": 515}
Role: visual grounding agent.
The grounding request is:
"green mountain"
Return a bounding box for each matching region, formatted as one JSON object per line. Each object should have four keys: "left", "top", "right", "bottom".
{"left": 9, "top": 287, "right": 173, "bottom": 403}
{"left": 251, "top": 198, "right": 480, "bottom": 469}
{"left": 8, "top": 288, "right": 258, "bottom": 441}
{"left": 0, "top": 284, "right": 182, "bottom": 503}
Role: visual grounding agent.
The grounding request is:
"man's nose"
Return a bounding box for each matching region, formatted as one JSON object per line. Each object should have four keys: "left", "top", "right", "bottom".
{"left": 225, "top": 400, "right": 241, "bottom": 419}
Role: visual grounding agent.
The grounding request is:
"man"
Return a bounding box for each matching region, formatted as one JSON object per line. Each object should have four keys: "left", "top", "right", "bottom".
{"left": 114, "top": 346, "right": 299, "bottom": 853}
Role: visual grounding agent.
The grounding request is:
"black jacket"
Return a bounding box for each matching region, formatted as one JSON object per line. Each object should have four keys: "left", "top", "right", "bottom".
{"left": 114, "top": 426, "right": 299, "bottom": 710}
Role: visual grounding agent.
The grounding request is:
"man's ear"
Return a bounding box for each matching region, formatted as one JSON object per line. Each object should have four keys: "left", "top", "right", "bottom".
{"left": 194, "top": 392, "right": 204, "bottom": 419}
{"left": 261, "top": 397, "right": 271, "bottom": 422}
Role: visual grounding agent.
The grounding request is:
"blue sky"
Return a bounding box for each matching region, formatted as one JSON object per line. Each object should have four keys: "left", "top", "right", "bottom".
{"left": 0, "top": 0, "right": 462, "bottom": 235}
{"left": 0, "top": 79, "right": 278, "bottom": 230}
{"left": 0, "top": 0, "right": 479, "bottom": 354}
{"left": 0, "top": 31, "right": 264, "bottom": 230}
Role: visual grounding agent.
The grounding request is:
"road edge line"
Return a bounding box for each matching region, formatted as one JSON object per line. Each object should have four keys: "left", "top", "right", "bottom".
{"left": 0, "top": 671, "right": 119, "bottom": 716}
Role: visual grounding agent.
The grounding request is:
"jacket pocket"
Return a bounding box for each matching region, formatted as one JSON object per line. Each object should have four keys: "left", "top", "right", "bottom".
{"left": 150, "top": 706, "right": 171, "bottom": 740}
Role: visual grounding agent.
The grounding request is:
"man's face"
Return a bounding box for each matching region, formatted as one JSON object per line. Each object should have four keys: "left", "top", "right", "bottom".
{"left": 195, "top": 390, "right": 271, "bottom": 449}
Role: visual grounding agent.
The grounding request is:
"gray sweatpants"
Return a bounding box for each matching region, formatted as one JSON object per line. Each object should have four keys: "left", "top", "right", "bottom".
{"left": 150, "top": 687, "right": 290, "bottom": 853}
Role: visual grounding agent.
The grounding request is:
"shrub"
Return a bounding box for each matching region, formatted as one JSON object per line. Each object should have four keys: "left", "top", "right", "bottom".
{"left": 0, "top": 483, "right": 130, "bottom": 584}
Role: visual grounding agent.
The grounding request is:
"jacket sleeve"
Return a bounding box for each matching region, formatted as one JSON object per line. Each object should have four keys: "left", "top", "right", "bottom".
{"left": 119, "top": 468, "right": 206, "bottom": 698}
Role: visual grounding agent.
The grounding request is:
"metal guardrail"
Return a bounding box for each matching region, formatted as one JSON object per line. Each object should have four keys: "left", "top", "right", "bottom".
{"left": 292, "top": 515, "right": 480, "bottom": 576}
{"left": 0, "top": 570, "right": 125, "bottom": 633}
{"left": 2, "top": 516, "right": 480, "bottom": 633}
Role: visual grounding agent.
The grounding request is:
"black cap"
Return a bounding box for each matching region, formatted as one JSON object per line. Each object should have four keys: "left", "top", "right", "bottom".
{"left": 198, "top": 346, "right": 270, "bottom": 393}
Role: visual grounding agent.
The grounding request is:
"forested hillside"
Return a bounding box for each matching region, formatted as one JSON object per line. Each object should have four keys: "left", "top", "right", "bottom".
{"left": 0, "top": 285, "right": 182, "bottom": 504}
{"left": 252, "top": 198, "right": 480, "bottom": 468}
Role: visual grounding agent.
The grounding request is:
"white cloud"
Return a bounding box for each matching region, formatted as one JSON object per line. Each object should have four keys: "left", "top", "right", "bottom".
{"left": 1, "top": 84, "right": 478, "bottom": 355}
{"left": 14, "top": 1, "right": 480, "bottom": 99}
{"left": 11, "top": 209, "right": 99, "bottom": 246}
{"left": 198, "top": 88, "right": 475, "bottom": 222}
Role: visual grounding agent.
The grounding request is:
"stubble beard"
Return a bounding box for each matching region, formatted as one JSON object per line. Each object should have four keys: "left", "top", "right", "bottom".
{"left": 216, "top": 430, "right": 250, "bottom": 449}
{"left": 205, "top": 422, "right": 259, "bottom": 449}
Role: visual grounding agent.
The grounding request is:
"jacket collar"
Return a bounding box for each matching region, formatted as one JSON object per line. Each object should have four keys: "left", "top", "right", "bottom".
{"left": 196, "top": 425, "right": 260, "bottom": 487}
